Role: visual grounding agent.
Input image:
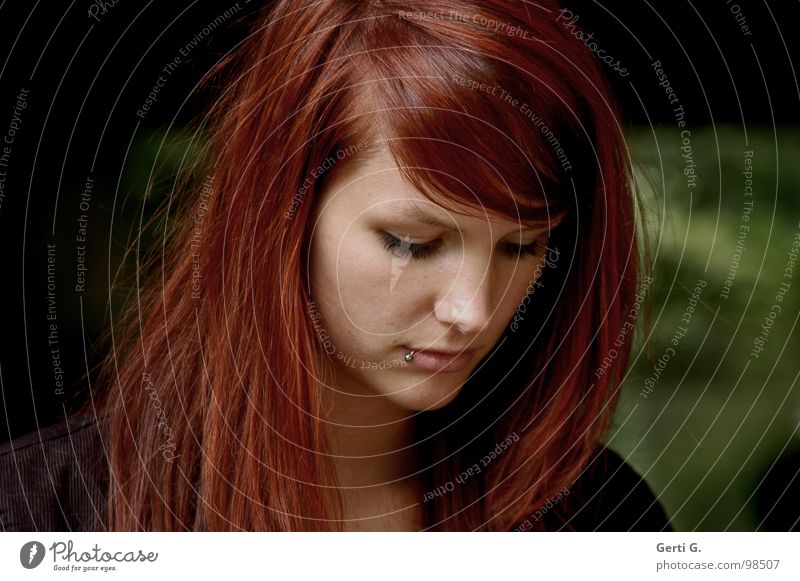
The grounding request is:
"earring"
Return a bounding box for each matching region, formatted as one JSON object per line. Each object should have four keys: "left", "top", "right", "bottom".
{"left": 404, "top": 350, "right": 416, "bottom": 362}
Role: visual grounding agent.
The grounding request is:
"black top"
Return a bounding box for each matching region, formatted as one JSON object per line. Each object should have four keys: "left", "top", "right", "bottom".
{"left": 0, "top": 414, "right": 673, "bottom": 531}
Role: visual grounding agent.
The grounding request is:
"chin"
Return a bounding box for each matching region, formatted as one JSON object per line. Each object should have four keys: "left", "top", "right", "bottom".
{"left": 386, "top": 380, "right": 465, "bottom": 412}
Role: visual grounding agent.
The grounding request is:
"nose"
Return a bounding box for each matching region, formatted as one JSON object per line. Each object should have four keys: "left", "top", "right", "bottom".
{"left": 433, "top": 253, "right": 493, "bottom": 335}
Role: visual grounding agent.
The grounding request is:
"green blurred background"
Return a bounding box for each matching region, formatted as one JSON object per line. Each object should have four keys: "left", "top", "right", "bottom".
{"left": 606, "top": 126, "right": 800, "bottom": 531}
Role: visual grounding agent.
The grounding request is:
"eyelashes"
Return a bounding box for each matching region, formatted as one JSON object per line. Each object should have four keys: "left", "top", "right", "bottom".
{"left": 382, "top": 232, "right": 440, "bottom": 260}
{"left": 381, "top": 232, "right": 544, "bottom": 261}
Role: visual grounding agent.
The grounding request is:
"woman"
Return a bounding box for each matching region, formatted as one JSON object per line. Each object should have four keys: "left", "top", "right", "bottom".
{"left": 0, "top": 0, "right": 669, "bottom": 531}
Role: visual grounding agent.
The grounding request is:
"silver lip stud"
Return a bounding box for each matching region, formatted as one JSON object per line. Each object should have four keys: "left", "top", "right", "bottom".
{"left": 404, "top": 350, "right": 416, "bottom": 362}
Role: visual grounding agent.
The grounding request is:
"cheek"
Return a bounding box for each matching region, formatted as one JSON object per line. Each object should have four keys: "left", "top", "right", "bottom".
{"left": 311, "top": 228, "right": 404, "bottom": 334}
{"left": 499, "top": 262, "right": 545, "bottom": 319}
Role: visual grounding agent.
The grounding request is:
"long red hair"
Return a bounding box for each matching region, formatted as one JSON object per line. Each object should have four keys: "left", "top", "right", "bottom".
{"left": 79, "top": 0, "right": 645, "bottom": 531}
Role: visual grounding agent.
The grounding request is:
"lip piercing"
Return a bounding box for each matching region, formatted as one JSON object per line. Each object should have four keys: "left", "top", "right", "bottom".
{"left": 404, "top": 350, "right": 416, "bottom": 362}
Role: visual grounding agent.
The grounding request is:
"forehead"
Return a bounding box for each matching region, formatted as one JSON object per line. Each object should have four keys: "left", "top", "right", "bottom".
{"left": 317, "top": 142, "right": 434, "bottom": 215}
{"left": 323, "top": 142, "right": 408, "bottom": 195}
{"left": 318, "top": 142, "right": 553, "bottom": 230}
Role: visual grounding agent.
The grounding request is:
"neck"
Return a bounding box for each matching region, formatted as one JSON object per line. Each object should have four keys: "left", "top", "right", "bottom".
{"left": 318, "top": 362, "right": 429, "bottom": 531}
{"left": 321, "top": 366, "right": 420, "bottom": 487}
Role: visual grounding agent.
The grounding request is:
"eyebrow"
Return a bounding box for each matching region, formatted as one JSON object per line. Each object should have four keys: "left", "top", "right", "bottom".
{"left": 397, "top": 204, "right": 552, "bottom": 234}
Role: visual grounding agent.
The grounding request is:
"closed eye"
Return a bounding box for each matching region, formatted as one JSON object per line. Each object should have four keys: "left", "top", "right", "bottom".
{"left": 381, "top": 232, "right": 544, "bottom": 260}
{"left": 381, "top": 232, "right": 440, "bottom": 260}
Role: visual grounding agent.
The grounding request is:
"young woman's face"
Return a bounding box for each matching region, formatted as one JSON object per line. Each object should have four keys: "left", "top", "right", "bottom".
{"left": 308, "top": 143, "right": 556, "bottom": 412}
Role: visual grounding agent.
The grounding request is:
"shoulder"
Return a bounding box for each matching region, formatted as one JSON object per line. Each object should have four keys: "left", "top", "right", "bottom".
{"left": 538, "top": 445, "right": 673, "bottom": 531}
{"left": 0, "top": 413, "right": 109, "bottom": 531}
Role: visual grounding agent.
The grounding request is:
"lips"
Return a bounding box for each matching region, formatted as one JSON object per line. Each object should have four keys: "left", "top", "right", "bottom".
{"left": 407, "top": 345, "right": 477, "bottom": 357}
{"left": 402, "top": 345, "right": 478, "bottom": 373}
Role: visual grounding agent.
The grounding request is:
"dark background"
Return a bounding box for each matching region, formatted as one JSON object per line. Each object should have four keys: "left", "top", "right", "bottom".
{"left": 0, "top": 0, "right": 798, "bottom": 530}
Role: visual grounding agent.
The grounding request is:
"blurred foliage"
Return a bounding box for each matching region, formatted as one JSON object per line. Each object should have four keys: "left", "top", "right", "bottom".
{"left": 607, "top": 125, "right": 800, "bottom": 531}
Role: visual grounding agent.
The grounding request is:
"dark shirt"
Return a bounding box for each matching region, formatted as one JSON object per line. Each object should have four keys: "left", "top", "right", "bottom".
{"left": 0, "top": 414, "right": 673, "bottom": 531}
